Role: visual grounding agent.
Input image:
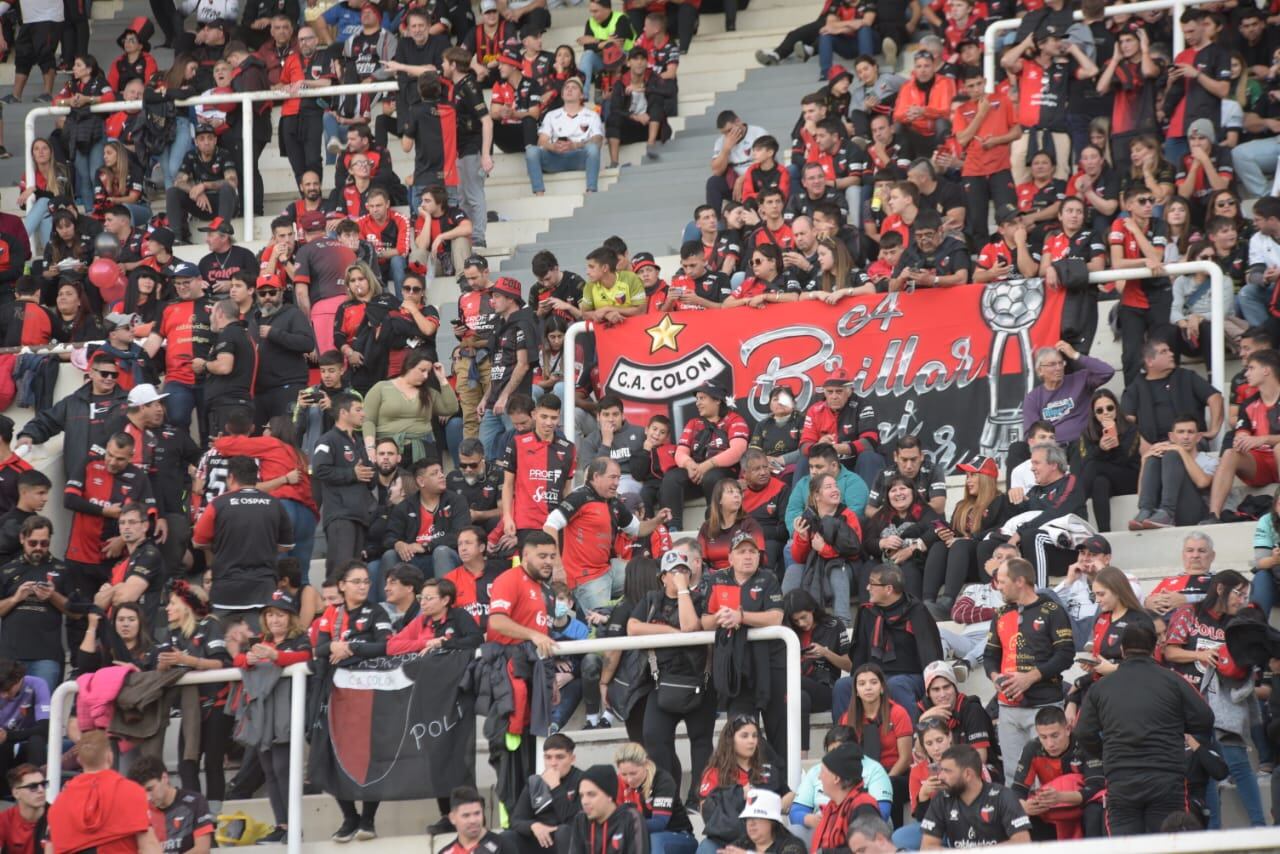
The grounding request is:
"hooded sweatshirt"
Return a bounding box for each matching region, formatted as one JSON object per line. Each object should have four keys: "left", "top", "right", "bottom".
{"left": 48, "top": 769, "right": 151, "bottom": 853}
{"left": 565, "top": 803, "right": 649, "bottom": 854}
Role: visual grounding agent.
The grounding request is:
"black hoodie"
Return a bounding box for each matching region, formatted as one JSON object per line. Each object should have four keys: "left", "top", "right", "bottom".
{"left": 565, "top": 804, "right": 649, "bottom": 854}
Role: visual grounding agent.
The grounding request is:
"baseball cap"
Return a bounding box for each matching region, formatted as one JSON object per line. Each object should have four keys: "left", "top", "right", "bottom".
{"left": 730, "top": 531, "right": 762, "bottom": 552}
{"left": 298, "top": 210, "right": 326, "bottom": 232}
{"left": 194, "top": 123, "right": 218, "bottom": 137}
{"left": 923, "top": 659, "right": 959, "bottom": 691}
{"left": 1078, "top": 534, "right": 1112, "bottom": 555}
{"left": 146, "top": 226, "right": 175, "bottom": 250}
{"left": 480, "top": 0, "right": 498, "bottom": 10}
{"left": 497, "top": 53, "right": 521, "bottom": 68}
{"left": 659, "top": 550, "right": 692, "bottom": 574}
{"left": 168, "top": 260, "right": 201, "bottom": 279}
{"left": 265, "top": 589, "right": 300, "bottom": 614}
{"left": 199, "top": 217, "right": 235, "bottom": 236}
{"left": 127, "top": 383, "right": 169, "bottom": 406}
{"left": 104, "top": 311, "right": 140, "bottom": 331}
{"left": 257, "top": 274, "right": 283, "bottom": 290}
{"left": 631, "top": 252, "right": 659, "bottom": 272}
{"left": 827, "top": 64, "right": 852, "bottom": 83}
{"left": 995, "top": 204, "right": 1021, "bottom": 225}
{"left": 464, "top": 253, "right": 489, "bottom": 270}
{"left": 957, "top": 455, "right": 999, "bottom": 479}
{"left": 695, "top": 380, "right": 729, "bottom": 401}
{"left": 822, "top": 369, "right": 853, "bottom": 388}
{"left": 492, "top": 276, "right": 523, "bottom": 302}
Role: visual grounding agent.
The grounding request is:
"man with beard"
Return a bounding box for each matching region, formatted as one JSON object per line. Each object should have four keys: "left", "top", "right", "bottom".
{"left": 281, "top": 171, "right": 326, "bottom": 231}
{"left": 919, "top": 745, "right": 1030, "bottom": 848}
{"left": 439, "top": 787, "right": 509, "bottom": 854}
{"left": 739, "top": 449, "right": 789, "bottom": 570}
{"left": 278, "top": 28, "right": 333, "bottom": 183}
{"left": 0, "top": 518, "right": 78, "bottom": 692}
{"left": 248, "top": 274, "right": 315, "bottom": 426}
{"left": 865, "top": 436, "right": 947, "bottom": 516}
{"left": 446, "top": 439, "right": 502, "bottom": 537}
{"left": 93, "top": 503, "right": 166, "bottom": 629}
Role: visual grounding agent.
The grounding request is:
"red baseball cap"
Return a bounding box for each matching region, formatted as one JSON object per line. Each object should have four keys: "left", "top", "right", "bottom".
{"left": 298, "top": 211, "right": 326, "bottom": 232}
{"left": 492, "top": 276, "right": 523, "bottom": 302}
{"left": 256, "top": 274, "right": 283, "bottom": 290}
{"left": 957, "top": 456, "right": 998, "bottom": 479}
{"left": 822, "top": 369, "right": 853, "bottom": 388}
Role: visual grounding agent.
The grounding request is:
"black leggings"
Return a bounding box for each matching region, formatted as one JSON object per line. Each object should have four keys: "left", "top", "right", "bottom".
{"left": 260, "top": 743, "right": 291, "bottom": 827}
{"left": 724, "top": 668, "right": 789, "bottom": 779}
{"left": 338, "top": 799, "right": 381, "bottom": 825}
{"left": 1080, "top": 457, "right": 1139, "bottom": 532}
{"left": 922, "top": 537, "right": 984, "bottom": 603}
{"left": 658, "top": 466, "right": 735, "bottom": 529}
{"left": 179, "top": 707, "right": 233, "bottom": 803}
{"left": 643, "top": 690, "right": 717, "bottom": 799}
{"left": 799, "top": 676, "right": 832, "bottom": 752}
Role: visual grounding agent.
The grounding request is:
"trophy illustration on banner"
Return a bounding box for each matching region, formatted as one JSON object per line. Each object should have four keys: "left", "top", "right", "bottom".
{"left": 979, "top": 278, "right": 1046, "bottom": 461}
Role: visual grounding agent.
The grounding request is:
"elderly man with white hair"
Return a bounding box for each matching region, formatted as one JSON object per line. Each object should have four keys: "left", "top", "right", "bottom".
{"left": 1144, "top": 531, "right": 1218, "bottom": 618}
{"left": 1001, "top": 443, "right": 1088, "bottom": 587}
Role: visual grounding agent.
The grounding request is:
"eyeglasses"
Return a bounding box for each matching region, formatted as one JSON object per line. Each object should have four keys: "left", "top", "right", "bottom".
{"left": 1215, "top": 199, "right": 1236, "bottom": 207}
{"left": 1135, "top": 196, "right": 1156, "bottom": 206}
{"left": 1094, "top": 404, "right": 1116, "bottom": 414}
{"left": 13, "top": 781, "right": 47, "bottom": 791}
{"left": 1228, "top": 587, "right": 1250, "bottom": 599}
{"left": 351, "top": 160, "right": 371, "bottom": 168}
{"left": 867, "top": 581, "right": 891, "bottom": 588}
{"left": 25, "top": 540, "right": 49, "bottom": 547}
{"left": 345, "top": 578, "right": 371, "bottom": 586}
{"left": 751, "top": 258, "right": 767, "bottom": 266}
{"left": 403, "top": 286, "right": 424, "bottom": 293}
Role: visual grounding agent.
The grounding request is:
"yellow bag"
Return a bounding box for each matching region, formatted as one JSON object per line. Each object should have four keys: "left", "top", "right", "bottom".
{"left": 215, "top": 811, "right": 275, "bottom": 846}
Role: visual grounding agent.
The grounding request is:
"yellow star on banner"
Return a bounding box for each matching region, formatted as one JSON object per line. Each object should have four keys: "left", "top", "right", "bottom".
{"left": 646, "top": 314, "right": 686, "bottom": 354}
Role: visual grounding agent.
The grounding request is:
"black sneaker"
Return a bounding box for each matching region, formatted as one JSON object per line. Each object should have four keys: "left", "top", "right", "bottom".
{"left": 331, "top": 820, "right": 359, "bottom": 843}
{"left": 256, "top": 827, "right": 288, "bottom": 845}
{"left": 355, "top": 820, "right": 377, "bottom": 841}
{"left": 427, "top": 817, "right": 455, "bottom": 834}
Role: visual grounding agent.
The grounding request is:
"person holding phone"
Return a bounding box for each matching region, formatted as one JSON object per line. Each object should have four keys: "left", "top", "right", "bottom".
{"left": 896, "top": 718, "right": 958, "bottom": 850}
{"left": 1072, "top": 389, "right": 1140, "bottom": 532}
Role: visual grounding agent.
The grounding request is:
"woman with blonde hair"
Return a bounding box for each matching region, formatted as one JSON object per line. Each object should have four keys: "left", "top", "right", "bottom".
{"left": 803, "top": 238, "right": 874, "bottom": 303}
{"left": 615, "top": 742, "right": 697, "bottom": 854}
{"left": 18, "top": 137, "right": 74, "bottom": 250}
{"left": 333, "top": 260, "right": 410, "bottom": 393}
{"left": 922, "top": 457, "right": 1014, "bottom": 612}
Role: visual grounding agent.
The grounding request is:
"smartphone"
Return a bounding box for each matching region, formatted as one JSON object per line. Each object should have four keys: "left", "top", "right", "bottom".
{"left": 1074, "top": 652, "right": 1100, "bottom": 666}
{"left": 928, "top": 762, "right": 941, "bottom": 774}
{"left": 932, "top": 520, "right": 953, "bottom": 536}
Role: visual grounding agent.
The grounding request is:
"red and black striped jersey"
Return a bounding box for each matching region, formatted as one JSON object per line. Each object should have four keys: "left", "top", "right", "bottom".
{"left": 357, "top": 211, "right": 411, "bottom": 258}
{"left": 65, "top": 461, "right": 156, "bottom": 564}
{"left": 501, "top": 431, "right": 576, "bottom": 530}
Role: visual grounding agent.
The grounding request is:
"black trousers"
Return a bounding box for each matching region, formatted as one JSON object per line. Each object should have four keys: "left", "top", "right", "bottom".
{"left": 206, "top": 396, "right": 252, "bottom": 441}
{"left": 147, "top": 0, "right": 182, "bottom": 45}
{"left": 338, "top": 799, "right": 381, "bottom": 825}
{"left": 667, "top": 2, "right": 700, "bottom": 52}
{"left": 59, "top": 0, "right": 89, "bottom": 65}
{"left": 0, "top": 730, "right": 45, "bottom": 799}
{"left": 180, "top": 707, "right": 233, "bottom": 802}
{"left": 1137, "top": 449, "right": 1209, "bottom": 525}
{"left": 280, "top": 112, "right": 324, "bottom": 185}
{"left": 325, "top": 519, "right": 366, "bottom": 576}
{"left": 724, "top": 667, "right": 789, "bottom": 779}
{"left": 66, "top": 558, "right": 110, "bottom": 653}
{"left": 772, "top": 16, "right": 823, "bottom": 59}
{"left": 962, "top": 170, "right": 1016, "bottom": 249}
{"left": 799, "top": 676, "right": 832, "bottom": 752}
{"left": 1105, "top": 771, "right": 1188, "bottom": 835}
{"left": 255, "top": 384, "right": 305, "bottom": 430}
{"left": 922, "top": 537, "right": 984, "bottom": 603}
{"left": 706, "top": 173, "right": 734, "bottom": 212}
{"left": 164, "top": 186, "right": 239, "bottom": 242}
{"left": 643, "top": 688, "right": 717, "bottom": 799}
{"left": 1117, "top": 294, "right": 1174, "bottom": 385}
{"left": 225, "top": 135, "right": 269, "bottom": 216}
{"left": 493, "top": 118, "right": 538, "bottom": 154}
{"left": 1080, "top": 457, "right": 1139, "bottom": 533}
{"left": 658, "top": 466, "right": 735, "bottom": 530}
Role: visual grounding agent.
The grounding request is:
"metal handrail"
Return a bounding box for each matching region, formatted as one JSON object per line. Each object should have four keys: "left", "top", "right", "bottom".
{"left": 24, "top": 80, "right": 400, "bottom": 246}
{"left": 47, "top": 662, "right": 311, "bottom": 853}
{"left": 982, "top": 0, "right": 1222, "bottom": 93}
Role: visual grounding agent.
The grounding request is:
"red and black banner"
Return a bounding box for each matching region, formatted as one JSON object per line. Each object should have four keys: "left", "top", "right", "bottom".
{"left": 309, "top": 650, "right": 476, "bottom": 801}
{"left": 592, "top": 283, "right": 1065, "bottom": 471}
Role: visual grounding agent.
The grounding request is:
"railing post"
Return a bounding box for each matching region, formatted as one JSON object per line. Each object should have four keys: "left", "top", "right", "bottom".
{"left": 1172, "top": 0, "right": 1185, "bottom": 56}
{"left": 46, "top": 681, "right": 78, "bottom": 802}
{"left": 562, "top": 320, "right": 592, "bottom": 443}
{"left": 287, "top": 663, "right": 308, "bottom": 854}
{"left": 242, "top": 103, "right": 255, "bottom": 241}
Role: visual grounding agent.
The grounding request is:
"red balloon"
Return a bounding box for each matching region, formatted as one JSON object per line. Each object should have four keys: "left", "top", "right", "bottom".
{"left": 87, "top": 258, "right": 121, "bottom": 291}
{"left": 99, "top": 273, "right": 127, "bottom": 305}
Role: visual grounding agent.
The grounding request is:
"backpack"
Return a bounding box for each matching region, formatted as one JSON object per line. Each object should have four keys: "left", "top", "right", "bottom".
{"left": 138, "top": 86, "right": 179, "bottom": 168}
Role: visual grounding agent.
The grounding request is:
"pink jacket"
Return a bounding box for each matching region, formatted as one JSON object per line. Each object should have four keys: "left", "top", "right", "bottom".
{"left": 76, "top": 665, "right": 138, "bottom": 734}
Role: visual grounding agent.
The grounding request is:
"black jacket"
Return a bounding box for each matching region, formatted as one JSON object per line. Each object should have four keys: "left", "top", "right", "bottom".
{"left": 510, "top": 766, "right": 585, "bottom": 834}
{"left": 850, "top": 593, "right": 943, "bottom": 677}
{"left": 312, "top": 427, "right": 376, "bottom": 525}
{"left": 1076, "top": 653, "right": 1215, "bottom": 777}
{"left": 249, "top": 303, "right": 315, "bottom": 390}
{"left": 382, "top": 490, "right": 471, "bottom": 554}
{"left": 565, "top": 804, "right": 649, "bottom": 854}
{"left": 18, "top": 382, "right": 127, "bottom": 479}
{"left": 1008, "top": 473, "right": 1087, "bottom": 543}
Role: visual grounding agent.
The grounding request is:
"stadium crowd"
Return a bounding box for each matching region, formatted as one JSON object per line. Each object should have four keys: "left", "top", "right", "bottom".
{"left": 0, "top": 0, "right": 1274, "bottom": 848}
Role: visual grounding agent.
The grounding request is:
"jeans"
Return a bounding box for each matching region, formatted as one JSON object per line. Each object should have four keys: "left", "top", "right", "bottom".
{"left": 163, "top": 118, "right": 194, "bottom": 185}
{"left": 125, "top": 202, "right": 152, "bottom": 227}
{"left": 1162, "top": 136, "right": 1190, "bottom": 173}
{"left": 322, "top": 113, "right": 344, "bottom": 164}
{"left": 282, "top": 498, "right": 318, "bottom": 572}
{"left": 479, "top": 410, "right": 513, "bottom": 462}
{"left": 73, "top": 141, "right": 105, "bottom": 208}
{"left": 887, "top": 673, "right": 924, "bottom": 725}
{"left": 20, "top": 659, "right": 62, "bottom": 692}
{"left": 161, "top": 381, "right": 204, "bottom": 443}
{"left": 1232, "top": 136, "right": 1280, "bottom": 198}
{"left": 1238, "top": 283, "right": 1271, "bottom": 327}
{"left": 781, "top": 561, "right": 852, "bottom": 623}
{"left": 1137, "top": 442, "right": 1210, "bottom": 525}
{"left": 579, "top": 50, "right": 603, "bottom": 91}
{"left": 650, "top": 831, "right": 697, "bottom": 854}
{"left": 817, "top": 32, "right": 860, "bottom": 80}
{"left": 573, "top": 561, "right": 626, "bottom": 611}
{"left": 1251, "top": 569, "right": 1276, "bottom": 615}
{"left": 458, "top": 153, "right": 488, "bottom": 244}
{"left": 443, "top": 415, "right": 464, "bottom": 467}
{"left": 378, "top": 546, "right": 462, "bottom": 583}
{"left": 525, "top": 143, "right": 602, "bottom": 194}
{"left": 1206, "top": 737, "right": 1266, "bottom": 827}
{"left": 890, "top": 823, "right": 923, "bottom": 850}
{"left": 24, "top": 197, "right": 53, "bottom": 250}
{"left": 385, "top": 255, "right": 408, "bottom": 297}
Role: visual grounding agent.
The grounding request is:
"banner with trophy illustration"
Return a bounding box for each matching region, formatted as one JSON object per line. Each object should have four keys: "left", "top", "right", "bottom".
{"left": 592, "top": 282, "right": 1066, "bottom": 472}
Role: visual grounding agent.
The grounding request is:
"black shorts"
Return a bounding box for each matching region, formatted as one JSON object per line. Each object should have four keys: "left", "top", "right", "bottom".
{"left": 14, "top": 20, "right": 59, "bottom": 74}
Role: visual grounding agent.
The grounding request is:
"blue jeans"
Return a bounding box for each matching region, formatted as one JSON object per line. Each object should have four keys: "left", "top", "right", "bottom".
{"left": 1163, "top": 137, "right": 1190, "bottom": 173}
{"left": 887, "top": 673, "right": 925, "bottom": 724}
{"left": 1251, "top": 569, "right": 1276, "bottom": 615}
{"left": 163, "top": 117, "right": 194, "bottom": 185}
{"left": 1206, "top": 737, "right": 1266, "bottom": 827}
{"left": 161, "top": 381, "right": 204, "bottom": 440}
{"left": 833, "top": 675, "right": 852, "bottom": 724}
{"left": 817, "top": 30, "right": 873, "bottom": 79}
{"left": 322, "top": 113, "right": 344, "bottom": 164}
{"left": 386, "top": 255, "right": 408, "bottom": 297}
{"left": 890, "top": 823, "right": 923, "bottom": 850}
{"left": 781, "top": 559, "right": 852, "bottom": 623}
{"left": 479, "top": 411, "right": 512, "bottom": 462}
{"left": 125, "top": 202, "right": 152, "bottom": 227}
{"left": 74, "top": 141, "right": 105, "bottom": 208}
{"left": 1232, "top": 136, "right": 1280, "bottom": 198}
{"left": 21, "top": 659, "right": 62, "bottom": 693}
{"left": 573, "top": 560, "right": 626, "bottom": 612}
{"left": 650, "top": 832, "right": 697, "bottom": 854}
{"left": 525, "top": 143, "right": 602, "bottom": 194}
{"left": 1239, "top": 284, "right": 1272, "bottom": 327}
{"left": 24, "top": 197, "right": 53, "bottom": 250}
{"left": 579, "top": 50, "right": 603, "bottom": 90}
{"left": 444, "top": 415, "right": 463, "bottom": 467}
{"left": 281, "top": 498, "right": 318, "bottom": 572}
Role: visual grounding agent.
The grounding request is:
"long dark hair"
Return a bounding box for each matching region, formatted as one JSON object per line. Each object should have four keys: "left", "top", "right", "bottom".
{"left": 1082, "top": 388, "right": 1122, "bottom": 444}
{"left": 266, "top": 415, "right": 309, "bottom": 471}
{"left": 877, "top": 473, "right": 922, "bottom": 521}
{"left": 113, "top": 601, "right": 154, "bottom": 655}
{"left": 623, "top": 556, "right": 661, "bottom": 603}
{"left": 706, "top": 715, "right": 766, "bottom": 788}
{"left": 48, "top": 211, "right": 84, "bottom": 264}
{"left": 848, "top": 663, "right": 890, "bottom": 745}
{"left": 56, "top": 281, "right": 93, "bottom": 330}
{"left": 783, "top": 588, "right": 830, "bottom": 626}
{"left": 1200, "top": 569, "right": 1248, "bottom": 617}
{"left": 124, "top": 269, "right": 162, "bottom": 315}
{"left": 400, "top": 348, "right": 440, "bottom": 409}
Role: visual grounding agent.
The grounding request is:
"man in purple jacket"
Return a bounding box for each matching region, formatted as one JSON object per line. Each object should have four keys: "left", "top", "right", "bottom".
{"left": 1021, "top": 341, "right": 1115, "bottom": 446}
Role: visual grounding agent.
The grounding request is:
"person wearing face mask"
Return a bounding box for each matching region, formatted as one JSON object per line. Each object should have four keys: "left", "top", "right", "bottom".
{"left": 247, "top": 274, "right": 315, "bottom": 427}
{"left": 749, "top": 388, "right": 804, "bottom": 478}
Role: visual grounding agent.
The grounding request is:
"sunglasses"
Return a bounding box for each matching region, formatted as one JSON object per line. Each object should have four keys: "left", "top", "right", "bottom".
{"left": 13, "top": 781, "right": 46, "bottom": 791}
{"left": 25, "top": 539, "right": 50, "bottom": 547}
{"left": 403, "top": 286, "right": 424, "bottom": 293}
{"left": 96, "top": 370, "right": 119, "bottom": 378}
{"left": 751, "top": 258, "right": 767, "bottom": 266}
{"left": 1135, "top": 196, "right": 1156, "bottom": 205}
{"left": 1215, "top": 200, "right": 1236, "bottom": 207}
{"left": 459, "top": 461, "right": 482, "bottom": 469}
{"left": 1094, "top": 404, "right": 1116, "bottom": 414}
{"left": 258, "top": 288, "right": 280, "bottom": 297}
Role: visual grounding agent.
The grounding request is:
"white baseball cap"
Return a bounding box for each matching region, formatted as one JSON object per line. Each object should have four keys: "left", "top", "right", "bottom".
{"left": 127, "top": 383, "right": 169, "bottom": 406}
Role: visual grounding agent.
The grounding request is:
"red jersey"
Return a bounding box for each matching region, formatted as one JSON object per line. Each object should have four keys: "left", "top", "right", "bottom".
{"left": 213, "top": 435, "right": 318, "bottom": 514}
{"left": 445, "top": 561, "right": 507, "bottom": 626}
{"left": 501, "top": 431, "right": 576, "bottom": 530}
{"left": 950, "top": 94, "right": 1015, "bottom": 177}
{"left": 156, "top": 297, "right": 216, "bottom": 385}
{"left": 678, "top": 412, "right": 751, "bottom": 467}
{"left": 485, "top": 565, "right": 552, "bottom": 644}
{"left": 1107, "top": 219, "right": 1169, "bottom": 309}
{"left": 65, "top": 462, "right": 156, "bottom": 564}
{"left": 879, "top": 214, "right": 911, "bottom": 245}
{"left": 357, "top": 210, "right": 411, "bottom": 258}
{"left": 549, "top": 485, "right": 638, "bottom": 587}
{"left": 0, "top": 805, "right": 42, "bottom": 854}
{"left": 839, "top": 699, "right": 913, "bottom": 768}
